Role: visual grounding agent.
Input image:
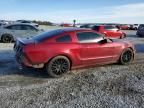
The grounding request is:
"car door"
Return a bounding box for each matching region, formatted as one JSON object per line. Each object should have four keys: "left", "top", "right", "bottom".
{"left": 20, "top": 25, "right": 39, "bottom": 38}
{"left": 76, "top": 31, "right": 115, "bottom": 65}
{"left": 4, "top": 25, "right": 26, "bottom": 38}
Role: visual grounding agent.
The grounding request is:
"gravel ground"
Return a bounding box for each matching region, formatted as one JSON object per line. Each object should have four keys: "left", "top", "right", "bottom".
{"left": 0, "top": 30, "right": 144, "bottom": 108}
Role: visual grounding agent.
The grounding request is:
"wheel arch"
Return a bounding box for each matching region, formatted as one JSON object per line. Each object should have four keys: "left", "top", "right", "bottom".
{"left": 46, "top": 54, "right": 73, "bottom": 70}
{"left": 119, "top": 47, "right": 135, "bottom": 64}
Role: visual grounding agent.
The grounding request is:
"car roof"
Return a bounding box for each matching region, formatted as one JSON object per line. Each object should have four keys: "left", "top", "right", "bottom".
{"left": 53, "top": 28, "right": 92, "bottom": 33}
{"left": 4, "top": 23, "right": 36, "bottom": 27}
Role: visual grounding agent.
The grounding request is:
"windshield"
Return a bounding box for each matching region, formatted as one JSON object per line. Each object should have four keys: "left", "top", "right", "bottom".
{"left": 32, "top": 29, "right": 64, "bottom": 42}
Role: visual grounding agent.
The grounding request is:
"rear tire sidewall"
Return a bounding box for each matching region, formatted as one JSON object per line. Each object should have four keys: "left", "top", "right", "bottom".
{"left": 120, "top": 48, "right": 134, "bottom": 65}
{"left": 1, "top": 34, "right": 13, "bottom": 43}
{"left": 46, "top": 56, "right": 70, "bottom": 78}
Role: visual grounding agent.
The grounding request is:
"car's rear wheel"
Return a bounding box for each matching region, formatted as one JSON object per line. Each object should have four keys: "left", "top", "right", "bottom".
{"left": 46, "top": 56, "right": 70, "bottom": 78}
{"left": 119, "top": 48, "right": 134, "bottom": 65}
{"left": 1, "top": 34, "right": 13, "bottom": 43}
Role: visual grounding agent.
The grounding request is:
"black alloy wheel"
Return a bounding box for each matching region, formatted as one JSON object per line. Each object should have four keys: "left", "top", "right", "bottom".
{"left": 120, "top": 49, "right": 134, "bottom": 65}
{"left": 1, "top": 34, "right": 13, "bottom": 43}
{"left": 46, "top": 56, "right": 70, "bottom": 78}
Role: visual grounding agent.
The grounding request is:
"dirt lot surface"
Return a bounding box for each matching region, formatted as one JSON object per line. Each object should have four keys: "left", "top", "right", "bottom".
{"left": 0, "top": 30, "right": 144, "bottom": 108}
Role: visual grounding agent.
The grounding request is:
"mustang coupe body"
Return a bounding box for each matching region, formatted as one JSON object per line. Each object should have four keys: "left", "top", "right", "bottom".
{"left": 14, "top": 28, "right": 135, "bottom": 77}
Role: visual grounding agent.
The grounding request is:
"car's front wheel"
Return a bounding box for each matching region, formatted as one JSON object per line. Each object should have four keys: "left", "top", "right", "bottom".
{"left": 46, "top": 56, "right": 70, "bottom": 78}
{"left": 1, "top": 34, "right": 13, "bottom": 43}
{"left": 119, "top": 48, "right": 134, "bottom": 65}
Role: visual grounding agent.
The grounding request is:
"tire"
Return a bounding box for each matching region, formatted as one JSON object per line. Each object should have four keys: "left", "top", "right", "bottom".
{"left": 46, "top": 56, "right": 70, "bottom": 78}
{"left": 119, "top": 48, "right": 134, "bottom": 65}
{"left": 1, "top": 34, "right": 13, "bottom": 43}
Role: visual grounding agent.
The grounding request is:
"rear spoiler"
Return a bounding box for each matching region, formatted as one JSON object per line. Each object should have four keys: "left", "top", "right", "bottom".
{"left": 17, "top": 38, "right": 26, "bottom": 45}
{"left": 16, "top": 38, "right": 37, "bottom": 45}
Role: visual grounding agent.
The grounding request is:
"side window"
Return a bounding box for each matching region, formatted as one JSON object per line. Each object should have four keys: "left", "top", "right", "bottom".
{"left": 21, "top": 25, "right": 37, "bottom": 31}
{"left": 27, "top": 26, "right": 37, "bottom": 31}
{"left": 77, "top": 32, "right": 101, "bottom": 43}
{"left": 56, "top": 35, "right": 72, "bottom": 42}
{"left": 6, "top": 25, "right": 21, "bottom": 30}
{"left": 5, "top": 26, "right": 13, "bottom": 29}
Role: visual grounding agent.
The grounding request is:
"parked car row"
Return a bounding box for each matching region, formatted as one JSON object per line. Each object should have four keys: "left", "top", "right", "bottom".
{"left": 80, "top": 24, "right": 126, "bottom": 39}
{"left": 92, "top": 25, "right": 126, "bottom": 39}
{"left": 0, "top": 20, "right": 140, "bottom": 78}
{"left": 79, "top": 23, "right": 142, "bottom": 30}
{"left": 79, "top": 23, "right": 144, "bottom": 38}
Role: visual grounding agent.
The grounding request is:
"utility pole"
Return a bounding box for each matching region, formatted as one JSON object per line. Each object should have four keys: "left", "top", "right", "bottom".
{"left": 73, "top": 19, "right": 76, "bottom": 27}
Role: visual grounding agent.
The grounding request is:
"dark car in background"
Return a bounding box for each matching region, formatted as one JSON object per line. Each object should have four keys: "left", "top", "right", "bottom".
{"left": 136, "top": 24, "right": 144, "bottom": 37}
{"left": 80, "top": 24, "right": 95, "bottom": 28}
{"left": 92, "top": 25, "right": 126, "bottom": 39}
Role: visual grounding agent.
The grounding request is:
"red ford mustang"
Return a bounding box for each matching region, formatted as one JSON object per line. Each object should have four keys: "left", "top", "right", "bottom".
{"left": 14, "top": 28, "right": 135, "bottom": 77}
{"left": 92, "top": 25, "right": 126, "bottom": 39}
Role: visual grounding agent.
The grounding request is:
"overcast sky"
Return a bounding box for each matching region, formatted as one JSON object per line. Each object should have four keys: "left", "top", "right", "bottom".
{"left": 0, "top": 0, "right": 144, "bottom": 24}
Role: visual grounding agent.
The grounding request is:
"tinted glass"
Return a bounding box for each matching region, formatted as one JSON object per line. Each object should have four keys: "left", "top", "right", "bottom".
{"left": 56, "top": 35, "right": 72, "bottom": 42}
{"left": 21, "top": 21, "right": 31, "bottom": 23}
{"left": 21, "top": 25, "right": 36, "bottom": 31}
{"left": 33, "top": 29, "right": 64, "bottom": 42}
{"left": 77, "top": 32, "right": 101, "bottom": 43}
{"left": 139, "top": 24, "right": 144, "bottom": 27}
{"left": 92, "top": 26, "right": 100, "bottom": 31}
{"left": 6, "top": 25, "right": 21, "bottom": 30}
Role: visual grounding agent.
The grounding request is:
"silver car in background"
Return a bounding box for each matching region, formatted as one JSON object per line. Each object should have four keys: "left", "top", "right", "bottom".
{"left": 136, "top": 24, "right": 144, "bottom": 37}
{"left": 0, "top": 23, "right": 43, "bottom": 43}
{"left": 16, "top": 20, "right": 39, "bottom": 27}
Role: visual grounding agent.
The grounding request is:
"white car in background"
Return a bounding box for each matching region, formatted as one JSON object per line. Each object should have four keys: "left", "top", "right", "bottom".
{"left": 16, "top": 20, "right": 39, "bottom": 27}
{"left": 0, "top": 23, "right": 43, "bottom": 43}
{"left": 0, "top": 20, "right": 10, "bottom": 26}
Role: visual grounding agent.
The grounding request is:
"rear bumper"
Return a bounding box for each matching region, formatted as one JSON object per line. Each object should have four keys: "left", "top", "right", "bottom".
{"left": 15, "top": 54, "right": 32, "bottom": 67}
{"left": 15, "top": 54, "right": 44, "bottom": 69}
